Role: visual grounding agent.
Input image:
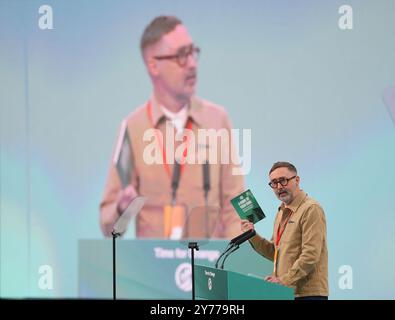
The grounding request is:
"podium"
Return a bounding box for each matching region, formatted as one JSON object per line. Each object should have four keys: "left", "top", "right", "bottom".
{"left": 79, "top": 239, "right": 274, "bottom": 299}
{"left": 195, "top": 265, "right": 293, "bottom": 300}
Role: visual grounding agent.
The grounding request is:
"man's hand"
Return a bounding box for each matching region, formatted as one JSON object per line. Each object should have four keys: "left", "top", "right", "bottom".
{"left": 241, "top": 219, "right": 254, "bottom": 233}
{"left": 117, "top": 185, "right": 137, "bottom": 215}
{"left": 265, "top": 276, "right": 285, "bottom": 285}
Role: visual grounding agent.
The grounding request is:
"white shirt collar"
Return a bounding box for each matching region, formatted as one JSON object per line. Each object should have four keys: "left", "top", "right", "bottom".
{"left": 161, "top": 105, "right": 188, "bottom": 134}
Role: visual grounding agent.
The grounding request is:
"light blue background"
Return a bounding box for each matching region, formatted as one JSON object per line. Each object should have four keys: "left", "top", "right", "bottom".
{"left": 1, "top": 0, "right": 394, "bottom": 299}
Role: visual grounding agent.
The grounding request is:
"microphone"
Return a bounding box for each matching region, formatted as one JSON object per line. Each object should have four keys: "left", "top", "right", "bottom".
{"left": 214, "top": 229, "right": 256, "bottom": 269}
{"left": 203, "top": 160, "right": 210, "bottom": 194}
{"left": 171, "top": 161, "right": 181, "bottom": 205}
{"left": 231, "top": 229, "right": 256, "bottom": 246}
{"left": 202, "top": 161, "right": 210, "bottom": 238}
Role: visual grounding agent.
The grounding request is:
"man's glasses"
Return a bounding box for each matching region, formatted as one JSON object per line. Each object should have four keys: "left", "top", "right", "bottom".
{"left": 268, "top": 176, "right": 296, "bottom": 189}
{"left": 154, "top": 45, "right": 200, "bottom": 67}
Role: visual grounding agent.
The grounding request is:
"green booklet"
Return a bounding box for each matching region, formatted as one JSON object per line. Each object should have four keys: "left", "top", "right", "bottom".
{"left": 231, "top": 189, "right": 266, "bottom": 224}
{"left": 113, "top": 120, "right": 134, "bottom": 188}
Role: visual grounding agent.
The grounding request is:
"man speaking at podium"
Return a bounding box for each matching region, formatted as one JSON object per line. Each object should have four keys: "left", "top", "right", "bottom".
{"left": 100, "top": 16, "right": 244, "bottom": 238}
{"left": 241, "top": 162, "right": 328, "bottom": 300}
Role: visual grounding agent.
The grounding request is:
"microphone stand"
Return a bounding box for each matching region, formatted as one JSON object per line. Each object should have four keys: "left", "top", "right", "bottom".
{"left": 220, "top": 245, "right": 240, "bottom": 269}
{"left": 188, "top": 241, "right": 199, "bottom": 300}
{"left": 215, "top": 230, "right": 256, "bottom": 270}
{"left": 215, "top": 243, "right": 233, "bottom": 269}
{"left": 204, "top": 190, "right": 209, "bottom": 239}
{"left": 111, "top": 230, "right": 121, "bottom": 300}
{"left": 109, "top": 196, "right": 147, "bottom": 301}
{"left": 171, "top": 162, "right": 200, "bottom": 300}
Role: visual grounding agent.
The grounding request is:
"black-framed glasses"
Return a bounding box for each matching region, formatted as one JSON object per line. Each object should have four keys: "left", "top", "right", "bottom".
{"left": 154, "top": 45, "right": 200, "bottom": 67}
{"left": 268, "top": 176, "right": 296, "bottom": 189}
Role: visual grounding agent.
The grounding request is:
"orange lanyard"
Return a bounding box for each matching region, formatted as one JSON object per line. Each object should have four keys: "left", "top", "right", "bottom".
{"left": 146, "top": 101, "right": 193, "bottom": 178}
{"left": 275, "top": 210, "right": 293, "bottom": 246}
{"left": 273, "top": 209, "right": 292, "bottom": 275}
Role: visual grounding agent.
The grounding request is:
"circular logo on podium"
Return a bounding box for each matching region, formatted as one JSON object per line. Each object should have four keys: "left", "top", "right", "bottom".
{"left": 175, "top": 263, "right": 192, "bottom": 292}
{"left": 208, "top": 277, "right": 212, "bottom": 291}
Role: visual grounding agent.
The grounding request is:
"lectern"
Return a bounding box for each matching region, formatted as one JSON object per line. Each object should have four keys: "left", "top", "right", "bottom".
{"left": 195, "top": 265, "right": 293, "bottom": 300}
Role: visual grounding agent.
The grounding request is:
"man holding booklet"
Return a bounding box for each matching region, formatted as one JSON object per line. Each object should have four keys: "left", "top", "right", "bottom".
{"left": 241, "top": 161, "right": 329, "bottom": 300}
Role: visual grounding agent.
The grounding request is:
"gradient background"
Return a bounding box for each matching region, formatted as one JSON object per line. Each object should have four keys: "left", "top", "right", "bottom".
{"left": 1, "top": 0, "right": 394, "bottom": 299}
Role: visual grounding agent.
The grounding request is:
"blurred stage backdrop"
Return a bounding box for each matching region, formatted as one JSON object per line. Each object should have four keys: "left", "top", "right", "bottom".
{"left": 1, "top": 0, "right": 394, "bottom": 299}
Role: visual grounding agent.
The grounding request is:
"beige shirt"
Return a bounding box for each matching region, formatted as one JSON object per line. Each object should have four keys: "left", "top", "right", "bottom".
{"left": 249, "top": 191, "right": 329, "bottom": 297}
{"left": 100, "top": 95, "right": 245, "bottom": 239}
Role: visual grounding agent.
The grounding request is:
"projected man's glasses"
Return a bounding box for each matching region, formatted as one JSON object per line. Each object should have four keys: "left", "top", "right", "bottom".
{"left": 268, "top": 176, "right": 296, "bottom": 189}
{"left": 154, "top": 45, "right": 200, "bottom": 67}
